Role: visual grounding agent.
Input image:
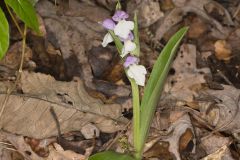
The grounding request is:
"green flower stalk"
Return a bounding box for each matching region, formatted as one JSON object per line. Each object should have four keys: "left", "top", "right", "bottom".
{"left": 89, "top": 2, "right": 188, "bottom": 160}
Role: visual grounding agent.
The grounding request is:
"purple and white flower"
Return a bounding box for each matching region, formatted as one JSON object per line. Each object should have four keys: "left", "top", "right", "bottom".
{"left": 101, "top": 10, "right": 135, "bottom": 54}
{"left": 101, "top": 10, "right": 146, "bottom": 86}
{"left": 121, "top": 40, "right": 136, "bottom": 57}
{"left": 112, "top": 10, "right": 129, "bottom": 21}
{"left": 119, "top": 32, "right": 134, "bottom": 42}
{"left": 124, "top": 56, "right": 147, "bottom": 86}
{"left": 127, "top": 64, "right": 147, "bottom": 86}
{"left": 102, "top": 18, "right": 116, "bottom": 30}
{"left": 114, "top": 20, "right": 134, "bottom": 39}
{"left": 102, "top": 33, "right": 113, "bottom": 47}
{"left": 123, "top": 56, "right": 139, "bottom": 68}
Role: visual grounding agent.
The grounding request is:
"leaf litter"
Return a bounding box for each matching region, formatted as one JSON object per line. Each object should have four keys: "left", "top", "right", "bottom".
{"left": 0, "top": 0, "right": 240, "bottom": 159}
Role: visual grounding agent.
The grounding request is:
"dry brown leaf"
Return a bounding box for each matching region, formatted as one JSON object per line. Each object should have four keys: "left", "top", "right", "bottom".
{"left": 201, "top": 135, "right": 233, "bottom": 160}
{"left": 164, "top": 44, "right": 210, "bottom": 102}
{"left": 36, "top": 0, "right": 109, "bottom": 87}
{"left": 214, "top": 40, "right": 232, "bottom": 61}
{"left": 0, "top": 41, "right": 33, "bottom": 70}
{"left": 0, "top": 131, "right": 44, "bottom": 160}
{"left": 0, "top": 131, "right": 89, "bottom": 160}
{"left": 144, "top": 141, "right": 172, "bottom": 159}
{"left": 80, "top": 123, "right": 100, "bottom": 139}
{"left": 188, "top": 17, "right": 208, "bottom": 39}
{"left": 127, "top": 0, "right": 164, "bottom": 28}
{"left": 143, "top": 111, "right": 196, "bottom": 160}
{"left": 199, "top": 85, "right": 240, "bottom": 133}
{"left": 161, "top": 0, "right": 175, "bottom": 11}
{"left": 166, "top": 112, "right": 195, "bottom": 160}
{"left": 201, "top": 145, "right": 230, "bottom": 160}
{"left": 35, "top": 0, "right": 132, "bottom": 98}
{"left": 47, "top": 143, "right": 86, "bottom": 160}
{"left": 0, "top": 71, "right": 127, "bottom": 138}
{"left": 154, "top": 0, "right": 229, "bottom": 41}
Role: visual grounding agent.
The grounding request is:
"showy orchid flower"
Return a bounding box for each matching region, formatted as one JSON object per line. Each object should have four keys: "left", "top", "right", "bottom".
{"left": 121, "top": 40, "right": 136, "bottom": 57}
{"left": 114, "top": 20, "right": 134, "bottom": 39}
{"left": 101, "top": 11, "right": 135, "bottom": 57}
{"left": 124, "top": 56, "right": 147, "bottom": 86}
{"left": 91, "top": 2, "right": 188, "bottom": 160}
{"left": 127, "top": 64, "right": 147, "bottom": 86}
{"left": 112, "top": 10, "right": 129, "bottom": 21}
{"left": 101, "top": 10, "right": 146, "bottom": 86}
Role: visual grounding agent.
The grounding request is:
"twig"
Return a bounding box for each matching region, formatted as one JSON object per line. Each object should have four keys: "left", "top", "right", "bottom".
{"left": 50, "top": 107, "right": 86, "bottom": 154}
{"left": 216, "top": 69, "right": 233, "bottom": 86}
{"left": 50, "top": 107, "right": 62, "bottom": 137}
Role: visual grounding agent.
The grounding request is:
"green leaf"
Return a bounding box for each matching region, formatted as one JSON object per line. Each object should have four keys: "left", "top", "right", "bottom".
{"left": 139, "top": 27, "right": 188, "bottom": 153}
{"left": 131, "top": 12, "right": 140, "bottom": 57}
{"left": 89, "top": 151, "right": 136, "bottom": 160}
{"left": 0, "top": 7, "right": 9, "bottom": 59}
{"left": 4, "top": 0, "right": 40, "bottom": 33}
{"left": 28, "top": 0, "right": 39, "bottom": 6}
{"left": 109, "top": 30, "right": 123, "bottom": 55}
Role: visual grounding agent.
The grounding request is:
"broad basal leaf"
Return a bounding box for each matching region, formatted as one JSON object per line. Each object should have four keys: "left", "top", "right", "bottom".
{"left": 89, "top": 151, "right": 136, "bottom": 160}
{"left": 0, "top": 7, "right": 9, "bottom": 59}
{"left": 139, "top": 27, "right": 188, "bottom": 152}
{"left": 4, "top": 0, "right": 40, "bottom": 33}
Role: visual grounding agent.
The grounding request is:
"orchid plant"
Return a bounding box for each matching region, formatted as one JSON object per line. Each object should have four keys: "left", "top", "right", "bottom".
{"left": 89, "top": 2, "right": 188, "bottom": 160}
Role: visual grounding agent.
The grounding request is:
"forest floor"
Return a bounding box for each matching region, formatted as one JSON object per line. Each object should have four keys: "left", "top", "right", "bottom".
{"left": 0, "top": 0, "right": 240, "bottom": 159}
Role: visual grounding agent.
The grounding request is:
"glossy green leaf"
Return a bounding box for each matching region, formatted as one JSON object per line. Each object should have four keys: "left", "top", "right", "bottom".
{"left": 89, "top": 151, "right": 136, "bottom": 160}
{"left": 109, "top": 30, "right": 123, "bottom": 55}
{"left": 0, "top": 7, "right": 9, "bottom": 59}
{"left": 132, "top": 12, "right": 140, "bottom": 57}
{"left": 138, "top": 27, "right": 188, "bottom": 153}
{"left": 4, "top": 0, "right": 40, "bottom": 33}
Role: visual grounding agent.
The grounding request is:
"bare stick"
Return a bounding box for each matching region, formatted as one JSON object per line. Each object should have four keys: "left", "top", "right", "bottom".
{"left": 49, "top": 107, "right": 62, "bottom": 137}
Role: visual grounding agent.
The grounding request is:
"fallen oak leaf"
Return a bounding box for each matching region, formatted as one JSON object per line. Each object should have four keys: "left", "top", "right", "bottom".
{"left": 0, "top": 71, "right": 128, "bottom": 139}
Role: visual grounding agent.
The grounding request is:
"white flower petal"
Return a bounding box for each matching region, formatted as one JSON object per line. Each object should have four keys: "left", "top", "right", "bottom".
{"left": 127, "top": 64, "right": 147, "bottom": 86}
{"left": 114, "top": 20, "right": 134, "bottom": 39}
{"left": 136, "top": 65, "right": 147, "bottom": 74}
{"left": 121, "top": 40, "right": 136, "bottom": 57}
{"left": 102, "top": 33, "right": 113, "bottom": 47}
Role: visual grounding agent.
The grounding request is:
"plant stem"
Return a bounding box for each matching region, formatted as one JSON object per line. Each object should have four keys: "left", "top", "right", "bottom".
{"left": 129, "top": 79, "right": 141, "bottom": 159}
{"left": 18, "top": 25, "right": 27, "bottom": 74}
{"left": 5, "top": 3, "right": 24, "bottom": 37}
{"left": 0, "top": 25, "right": 27, "bottom": 125}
